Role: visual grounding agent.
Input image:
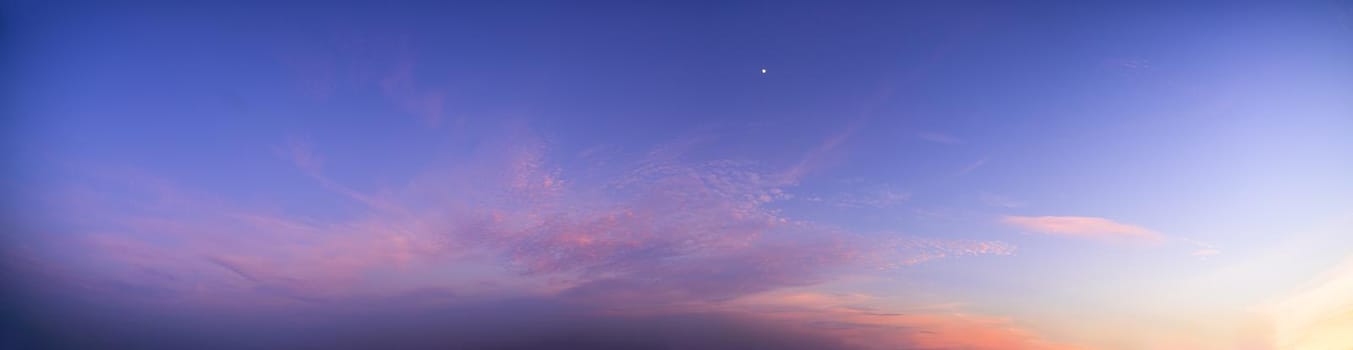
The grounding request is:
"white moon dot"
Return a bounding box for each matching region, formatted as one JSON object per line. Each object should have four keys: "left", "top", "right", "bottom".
{"left": 761, "top": 68, "right": 767, "bottom": 74}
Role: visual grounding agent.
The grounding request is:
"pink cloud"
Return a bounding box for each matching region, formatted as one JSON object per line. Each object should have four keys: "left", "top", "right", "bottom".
{"left": 1002, "top": 215, "right": 1165, "bottom": 243}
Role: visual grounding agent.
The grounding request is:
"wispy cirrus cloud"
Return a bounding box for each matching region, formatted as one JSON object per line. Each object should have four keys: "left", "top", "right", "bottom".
{"left": 1001, "top": 215, "right": 1165, "bottom": 243}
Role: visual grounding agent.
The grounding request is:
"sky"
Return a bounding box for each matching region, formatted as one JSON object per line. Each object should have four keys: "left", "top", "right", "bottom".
{"left": 2, "top": 1, "right": 1352, "bottom": 349}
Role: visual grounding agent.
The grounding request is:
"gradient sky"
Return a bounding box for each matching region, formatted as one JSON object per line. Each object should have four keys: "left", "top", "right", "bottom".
{"left": 3, "top": 1, "right": 1353, "bottom": 349}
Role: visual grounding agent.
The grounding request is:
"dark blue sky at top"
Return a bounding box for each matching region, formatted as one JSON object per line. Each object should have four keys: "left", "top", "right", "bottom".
{"left": 11, "top": 0, "right": 1347, "bottom": 186}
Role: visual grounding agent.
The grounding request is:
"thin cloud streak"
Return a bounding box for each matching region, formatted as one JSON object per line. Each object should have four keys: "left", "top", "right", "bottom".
{"left": 1002, "top": 215, "right": 1165, "bottom": 243}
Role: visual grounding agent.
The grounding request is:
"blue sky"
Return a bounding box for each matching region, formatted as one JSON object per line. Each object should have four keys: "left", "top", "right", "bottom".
{"left": 4, "top": 1, "right": 1353, "bottom": 349}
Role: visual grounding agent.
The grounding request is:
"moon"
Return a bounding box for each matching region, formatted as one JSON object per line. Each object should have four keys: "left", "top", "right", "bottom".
{"left": 761, "top": 68, "right": 767, "bottom": 74}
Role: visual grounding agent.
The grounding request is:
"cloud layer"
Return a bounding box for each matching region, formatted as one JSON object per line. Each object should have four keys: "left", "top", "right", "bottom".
{"left": 1, "top": 128, "right": 1058, "bottom": 349}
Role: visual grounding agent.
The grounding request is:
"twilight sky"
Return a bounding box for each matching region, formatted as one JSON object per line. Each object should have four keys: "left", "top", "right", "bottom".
{"left": 3, "top": 1, "right": 1352, "bottom": 349}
